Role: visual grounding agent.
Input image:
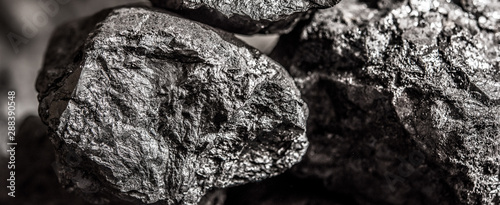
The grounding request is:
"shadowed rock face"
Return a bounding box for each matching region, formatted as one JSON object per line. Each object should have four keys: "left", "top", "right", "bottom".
{"left": 150, "top": 0, "right": 342, "bottom": 34}
{"left": 272, "top": 0, "right": 500, "bottom": 204}
{"left": 36, "top": 7, "right": 308, "bottom": 205}
{"left": 0, "top": 116, "right": 91, "bottom": 205}
{"left": 222, "top": 172, "right": 356, "bottom": 205}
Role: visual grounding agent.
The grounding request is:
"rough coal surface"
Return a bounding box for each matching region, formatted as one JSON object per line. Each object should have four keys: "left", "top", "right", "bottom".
{"left": 0, "top": 116, "right": 227, "bottom": 205}
{"left": 36, "top": 7, "right": 308, "bottom": 205}
{"left": 150, "top": 0, "right": 342, "bottom": 34}
{"left": 0, "top": 116, "right": 93, "bottom": 205}
{"left": 272, "top": 0, "right": 500, "bottom": 204}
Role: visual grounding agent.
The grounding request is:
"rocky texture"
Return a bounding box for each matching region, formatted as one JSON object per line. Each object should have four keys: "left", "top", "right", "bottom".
{"left": 272, "top": 0, "right": 500, "bottom": 204}
{"left": 0, "top": 116, "right": 223, "bottom": 205}
{"left": 36, "top": 7, "right": 308, "bottom": 205}
{"left": 150, "top": 0, "right": 342, "bottom": 34}
{"left": 0, "top": 116, "right": 93, "bottom": 205}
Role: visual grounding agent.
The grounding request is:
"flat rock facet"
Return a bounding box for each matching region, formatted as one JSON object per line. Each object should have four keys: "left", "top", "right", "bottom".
{"left": 36, "top": 7, "right": 308, "bottom": 205}
{"left": 272, "top": 0, "right": 500, "bottom": 204}
{"left": 150, "top": 0, "right": 342, "bottom": 34}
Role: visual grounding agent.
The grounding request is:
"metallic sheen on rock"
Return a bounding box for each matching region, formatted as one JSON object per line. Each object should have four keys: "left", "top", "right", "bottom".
{"left": 150, "top": 0, "right": 342, "bottom": 34}
{"left": 272, "top": 0, "right": 500, "bottom": 204}
{"left": 36, "top": 7, "right": 308, "bottom": 205}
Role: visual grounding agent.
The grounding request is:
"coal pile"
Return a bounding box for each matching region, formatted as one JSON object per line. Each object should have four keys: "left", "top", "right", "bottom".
{"left": 4, "top": 0, "right": 497, "bottom": 204}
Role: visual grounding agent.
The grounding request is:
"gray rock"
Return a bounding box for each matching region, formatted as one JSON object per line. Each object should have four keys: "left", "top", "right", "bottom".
{"left": 272, "top": 0, "right": 500, "bottom": 204}
{"left": 0, "top": 116, "right": 214, "bottom": 205}
{"left": 36, "top": 7, "right": 308, "bottom": 205}
{"left": 150, "top": 0, "right": 341, "bottom": 34}
{"left": 0, "top": 116, "right": 102, "bottom": 205}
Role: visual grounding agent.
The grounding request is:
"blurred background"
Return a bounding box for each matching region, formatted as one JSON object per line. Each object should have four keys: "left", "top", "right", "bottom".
{"left": 0, "top": 0, "right": 278, "bottom": 157}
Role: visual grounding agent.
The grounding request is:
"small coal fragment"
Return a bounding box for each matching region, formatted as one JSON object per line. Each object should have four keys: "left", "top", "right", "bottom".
{"left": 272, "top": 0, "right": 499, "bottom": 204}
{"left": 150, "top": 0, "right": 342, "bottom": 34}
{"left": 36, "top": 7, "right": 308, "bottom": 205}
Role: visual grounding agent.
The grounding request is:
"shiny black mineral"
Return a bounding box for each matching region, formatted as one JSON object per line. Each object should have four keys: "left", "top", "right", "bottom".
{"left": 271, "top": 0, "right": 500, "bottom": 204}
{"left": 36, "top": 7, "right": 308, "bottom": 205}
{"left": 150, "top": 0, "right": 342, "bottom": 34}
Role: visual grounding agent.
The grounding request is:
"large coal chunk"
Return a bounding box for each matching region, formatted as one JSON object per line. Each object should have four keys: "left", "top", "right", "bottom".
{"left": 36, "top": 7, "right": 308, "bottom": 205}
{"left": 272, "top": 0, "right": 500, "bottom": 204}
{"left": 150, "top": 0, "right": 342, "bottom": 34}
